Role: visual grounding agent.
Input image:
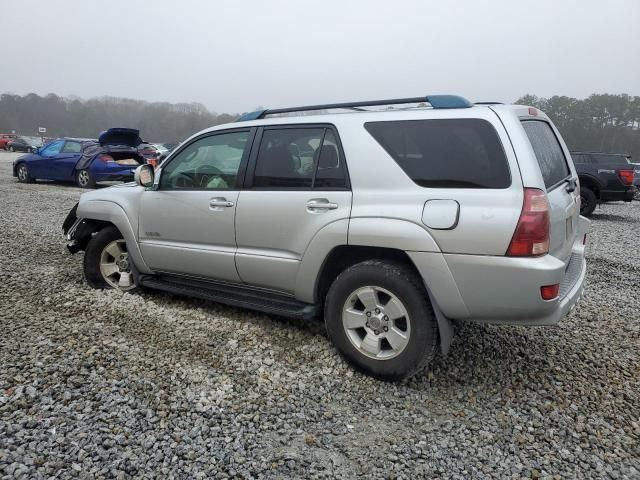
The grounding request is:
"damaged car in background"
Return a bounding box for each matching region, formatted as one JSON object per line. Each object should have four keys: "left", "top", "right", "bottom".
{"left": 12, "top": 128, "right": 147, "bottom": 188}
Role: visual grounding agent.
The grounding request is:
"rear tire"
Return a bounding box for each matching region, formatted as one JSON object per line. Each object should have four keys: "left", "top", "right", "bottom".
{"left": 84, "top": 226, "right": 136, "bottom": 291}
{"left": 75, "top": 169, "right": 95, "bottom": 188}
{"left": 580, "top": 187, "right": 597, "bottom": 217}
{"left": 16, "top": 163, "right": 33, "bottom": 183}
{"left": 9, "top": 146, "right": 15, "bottom": 152}
{"left": 324, "top": 260, "right": 438, "bottom": 380}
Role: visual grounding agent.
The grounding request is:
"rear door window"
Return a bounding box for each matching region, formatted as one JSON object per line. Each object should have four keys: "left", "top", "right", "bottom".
{"left": 251, "top": 127, "right": 348, "bottom": 189}
{"left": 521, "top": 121, "right": 570, "bottom": 189}
{"left": 364, "top": 119, "right": 510, "bottom": 188}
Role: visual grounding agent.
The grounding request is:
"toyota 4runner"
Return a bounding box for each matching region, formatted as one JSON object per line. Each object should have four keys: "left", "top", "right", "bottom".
{"left": 62, "top": 95, "right": 590, "bottom": 380}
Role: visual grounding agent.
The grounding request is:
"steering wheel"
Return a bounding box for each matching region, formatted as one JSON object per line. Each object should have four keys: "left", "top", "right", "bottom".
{"left": 196, "top": 165, "right": 224, "bottom": 187}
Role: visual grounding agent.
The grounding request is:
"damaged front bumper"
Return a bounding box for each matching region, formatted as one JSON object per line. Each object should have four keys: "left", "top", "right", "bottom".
{"left": 62, "top": 203, "right": 91, "bottom": 254}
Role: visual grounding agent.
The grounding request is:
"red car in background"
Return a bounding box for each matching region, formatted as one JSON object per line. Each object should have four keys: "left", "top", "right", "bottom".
{"left": 0, "top": 134, "right": 17, "bottom": 150}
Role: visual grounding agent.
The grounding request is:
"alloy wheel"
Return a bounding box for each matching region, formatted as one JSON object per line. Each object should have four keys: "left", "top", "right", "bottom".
{"left": 99, "top": 240, "right": 135, "bottom": 290}
{"left": 342, "top": 286, "right": 411, "bottom": 360}
{"left": 77, "top": 170, "right": 90, "bottom": 187}
{"left": 17, "top": 165, "right": 27, "bottom": 182}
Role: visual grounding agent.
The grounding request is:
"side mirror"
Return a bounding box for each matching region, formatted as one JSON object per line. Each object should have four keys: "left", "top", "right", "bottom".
{"left": 134, "top": 164, "right": 155, "bottom": 187}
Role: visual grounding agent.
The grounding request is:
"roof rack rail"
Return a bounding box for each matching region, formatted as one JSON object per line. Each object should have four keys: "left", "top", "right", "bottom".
{"left": 237, "top": 94, "right": 472, "bottom": 121}
{"left": 474, "top": 101, "right": 504, "bottom": 105}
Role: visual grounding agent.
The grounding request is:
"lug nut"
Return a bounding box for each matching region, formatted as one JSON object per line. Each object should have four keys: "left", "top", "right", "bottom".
{"left": 366, "top": 311, "right": 372, "bottom": 317}
{"left": 374, "top": 330, "right": 379, "bottom": 335}
{"left": 365, "top": 321, "right": 370, "bottom": 328}
{"left": 375, "top": 308, "right": 380, "bottom": 314}
{"left": 383, "top": 315, "right": 389, "bottom": 321}
{"left": 383, "top": 326, "right": 388, "bottom": 332}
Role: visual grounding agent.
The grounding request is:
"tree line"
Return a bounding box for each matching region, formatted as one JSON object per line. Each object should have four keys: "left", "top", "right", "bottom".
{"left": 1, "top": 92, "right": 638, "bottom": 158}
{"left": 516, "top": 94, "right": 640, "bottom": 158}
{"left": 0, "top": 93, "right": 239, "bottom": 143}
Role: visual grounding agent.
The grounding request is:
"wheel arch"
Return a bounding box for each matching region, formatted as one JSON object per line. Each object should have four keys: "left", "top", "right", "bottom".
{"left": 77, "top": 200, "right": 152, "bottom": 274}
{"left": 578, "top": 174, "right": 602, "bottom": 199}
{"left": 315, "top": 245, "right": 456, "bottom": 356}
{"left": 13, "top": 159, "right": 27, "bottom": 176}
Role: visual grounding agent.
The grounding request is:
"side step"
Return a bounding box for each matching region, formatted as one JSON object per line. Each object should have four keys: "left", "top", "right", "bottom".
{"left": 139, "top": 274, "right": 320, "bottom": 320}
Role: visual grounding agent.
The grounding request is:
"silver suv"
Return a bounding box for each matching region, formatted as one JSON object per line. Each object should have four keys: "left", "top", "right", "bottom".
{"left": 63, "top": 95, "right": 589, "bottom": 380}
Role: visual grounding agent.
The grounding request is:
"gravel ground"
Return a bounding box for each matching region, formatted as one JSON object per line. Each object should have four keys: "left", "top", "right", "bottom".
{"left": 0, "top": 150, "right": 638, "bottom": 479}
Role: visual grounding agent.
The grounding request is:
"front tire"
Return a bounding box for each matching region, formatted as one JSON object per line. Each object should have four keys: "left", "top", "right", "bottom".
{"left": 75, "top": 169, "right": 95, "bottom": 188}
{"left": 16, "top": 163, "right": 33, "bottom": 183}
{"left": 580, "top": 187, "right": 597, "bottom": 217}
{"left": 324, "top": 260, "right": 438, "bottom": 380}
{"left": 84, "top": 226, "right": 136, "bottom": 291}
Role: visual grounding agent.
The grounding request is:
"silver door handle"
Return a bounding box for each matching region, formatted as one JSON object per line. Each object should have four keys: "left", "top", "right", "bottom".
{"left": 209, "top": 199, "right": 234, "bottom": 208}
{"left": 306, "top": 199, "right": 338, "bottom": 210}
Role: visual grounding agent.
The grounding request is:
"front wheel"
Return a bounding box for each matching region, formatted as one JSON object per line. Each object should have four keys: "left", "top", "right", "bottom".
{"left": 84, "top": 226, "right": 136, "bottom": 291}
{"left": 580, "top": 187, "right": 597, "bottom": 217}
{"left": 75, "top": 169, "right": 95, "bottom": 188}
{"left": 16, "top": 163, "right": 33, "bottom": 183}
{"left": 324, "top": 260, "right": 438, "bottom": 380}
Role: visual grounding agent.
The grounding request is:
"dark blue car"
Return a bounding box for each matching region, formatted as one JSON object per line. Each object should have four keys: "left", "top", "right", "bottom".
{"left": 12, "top": 128, "right": 145, "bottom": 188}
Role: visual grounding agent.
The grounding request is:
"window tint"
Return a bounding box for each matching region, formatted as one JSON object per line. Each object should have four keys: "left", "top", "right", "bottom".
{"left": 365, "top": 119, "right": 510, "bottom": 189}
{"left": 253, "top": 128, "right": 324, "bottom": 188}
{"left": 522, "top": 121, "right": 570, "bottom": 189}
{"left": 62, "top": 141, "right": 82, "bottom": 153}
{"left": 40, "top": 140, "right": 64, "bottom": 157}
{"left": 160, "top": 131, "right": 249, "bottom": 190}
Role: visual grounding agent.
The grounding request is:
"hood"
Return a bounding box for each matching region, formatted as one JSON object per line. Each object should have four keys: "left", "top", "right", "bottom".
{"left": 98, "top": 128, "right": 142, "bottom": 147}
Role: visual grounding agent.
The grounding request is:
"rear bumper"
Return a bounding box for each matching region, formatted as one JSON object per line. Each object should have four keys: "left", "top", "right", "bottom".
{"left": 410, "top": 217, "right": 590, "bottom": 326}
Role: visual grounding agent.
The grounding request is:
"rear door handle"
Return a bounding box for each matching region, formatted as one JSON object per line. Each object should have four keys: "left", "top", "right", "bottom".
{"left": 307, "top": 199, "right": 338, "bottom": 211}
{"left": 209, "top": 198, "right": 234, "bottom": 208}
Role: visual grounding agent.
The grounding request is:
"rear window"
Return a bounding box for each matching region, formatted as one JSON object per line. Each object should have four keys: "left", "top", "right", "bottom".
{"left": 365, "top": 119, "right": 510, "bottom": 188}
{"left": 522, "top": 121, "right": 570, "bottom": 189}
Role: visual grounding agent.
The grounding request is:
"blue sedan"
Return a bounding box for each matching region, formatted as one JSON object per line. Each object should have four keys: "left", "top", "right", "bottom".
{"left": 12, "top": 128, "right": 146, "bottom": 188}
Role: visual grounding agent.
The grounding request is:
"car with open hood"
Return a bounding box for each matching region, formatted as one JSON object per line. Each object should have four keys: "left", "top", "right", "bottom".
{"left": 12, "top": 128, "right": 146, "bottom": 188}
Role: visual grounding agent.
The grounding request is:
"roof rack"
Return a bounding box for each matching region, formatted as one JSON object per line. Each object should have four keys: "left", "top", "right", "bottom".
{"left": 474, "top": 101, "right": 504, "bottom": 105}
{"left": 237, "top": 95, "right": 472, "bottom": 121}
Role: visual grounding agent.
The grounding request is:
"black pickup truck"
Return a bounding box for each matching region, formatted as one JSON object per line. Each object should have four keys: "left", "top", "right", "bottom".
{"left": 571, "top": 152, "right": 636, "bottom": 216}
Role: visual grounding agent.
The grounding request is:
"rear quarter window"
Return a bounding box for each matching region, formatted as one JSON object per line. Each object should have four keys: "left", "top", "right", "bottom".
{"left": 365, "top": 118, "right": 510, "bottom": 188}
{"left": 521, "top": 120, "right": 570, "bottom": 189}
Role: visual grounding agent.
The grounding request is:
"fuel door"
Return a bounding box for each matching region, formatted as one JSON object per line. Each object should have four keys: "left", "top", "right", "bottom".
{"left": 422, "top": 199, "right": 460, "bottom": 230}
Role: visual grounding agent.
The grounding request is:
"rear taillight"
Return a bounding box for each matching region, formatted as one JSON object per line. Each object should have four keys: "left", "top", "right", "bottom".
{"left": 540, "top": 284, "right": 560, "bottom": 300}
{"left": 617, "top": 169, "right": 634, "bottom": 186}
{"left": 99, "top": 154, "right": 114, "bottom": 163}
{"left": 506, "top": 188, "right": 550, "bottom": 257}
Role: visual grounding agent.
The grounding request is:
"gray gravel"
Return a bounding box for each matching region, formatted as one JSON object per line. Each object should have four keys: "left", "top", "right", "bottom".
{"left": 0, "top": 150, "right": 638, "bottom": 479}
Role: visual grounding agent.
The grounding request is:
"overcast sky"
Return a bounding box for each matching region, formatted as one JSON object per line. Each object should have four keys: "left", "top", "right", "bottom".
{"left": 2, "top": 0, "right": 638, "bottom": 113}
